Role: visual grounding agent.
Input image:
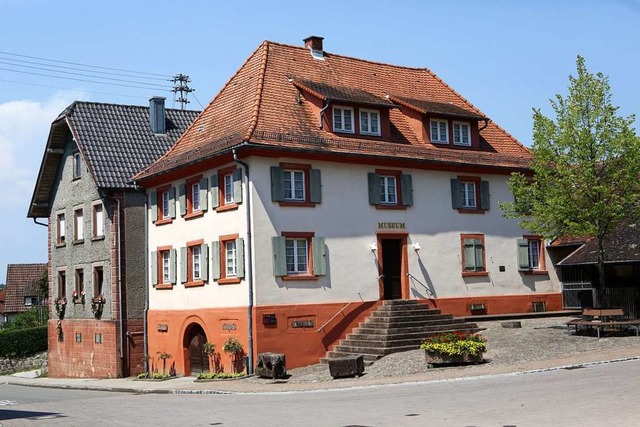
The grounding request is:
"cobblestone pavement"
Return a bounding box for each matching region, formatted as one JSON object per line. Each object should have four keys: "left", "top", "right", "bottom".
{"left": 4, "top": 316, "right": 640, "bottom": 393}
{"left": 240, "top": 316, "right": 640, "bottom": 385}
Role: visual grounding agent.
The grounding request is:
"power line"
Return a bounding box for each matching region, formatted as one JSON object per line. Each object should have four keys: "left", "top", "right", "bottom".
{"left": 0, "top": 78, "right": 151, "bottom": 100}
{"left": 0, "top": 50, "right": 172, "bottom": 79}
{"left": 192, "top": 92, "right": 206, "bottom": 109}
{"left": 0, "top": 67, "right": 173, "bottom": 92}
{"left": 0, "top": 56, "right": 169, "bottom": 82}
{"left": 0, "top": 60, "right": 171, "bottom": 89}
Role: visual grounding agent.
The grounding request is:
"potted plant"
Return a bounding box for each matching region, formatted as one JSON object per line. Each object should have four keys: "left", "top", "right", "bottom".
{"left": 203, "top": 341, "right": 216, "bottom": 373}
{"left": 156, "top": 351, "right": 173, "bottom": 378}
{"left": 421, "top": 333, "right": 487, "bottom": 367}
{"left": 90, "top": 294, "right": 105, "bottom": 317}
{"left": 72, "top": 290, "right": 85, "bottom": 304}
{"left": 54, "top": 297, "right": 67, "bottom": 319}
{"left": 223, "top": 337, "right": 244, "bottom": 374}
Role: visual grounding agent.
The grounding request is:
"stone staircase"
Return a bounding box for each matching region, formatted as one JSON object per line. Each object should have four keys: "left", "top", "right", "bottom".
{"left": 321, "top": 299, "right": 484, "bottom": 365}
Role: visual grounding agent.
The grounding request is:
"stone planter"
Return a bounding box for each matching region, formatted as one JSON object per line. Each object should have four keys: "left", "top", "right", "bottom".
{"left": 424, "top": 351, "right": 484, "bottom": 368}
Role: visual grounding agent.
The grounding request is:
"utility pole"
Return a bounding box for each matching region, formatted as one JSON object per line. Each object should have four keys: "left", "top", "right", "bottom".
{"left": 171, "top": 74, "right": 194, "bottom": 110}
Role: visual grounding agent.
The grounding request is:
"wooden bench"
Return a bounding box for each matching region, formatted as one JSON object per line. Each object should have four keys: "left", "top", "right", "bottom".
{"left": 566, "top": 308, "right": 640, "bottom": 338}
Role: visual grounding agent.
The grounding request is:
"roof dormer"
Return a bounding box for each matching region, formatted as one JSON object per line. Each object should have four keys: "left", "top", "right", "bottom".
{"left": 292, "top": 79, "right": 395, "bottom": 139}
{"left": 389, "top": 95, "right": 488, "bottom": 149}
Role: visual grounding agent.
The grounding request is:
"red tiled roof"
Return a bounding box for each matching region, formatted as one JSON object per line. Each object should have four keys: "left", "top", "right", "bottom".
{"left": 390, "top": 95, "right": 486, "bottom": 120}
{"left": 4, "top": 263, "right": 46, "bottom": 314}
{"left": 136, "top": 41, "right": 531, "bottom": 180}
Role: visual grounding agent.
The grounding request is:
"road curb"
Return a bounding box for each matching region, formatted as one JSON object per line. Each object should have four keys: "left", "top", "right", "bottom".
{"left": 4, "top": 355, "right": 640, "bottom": 395}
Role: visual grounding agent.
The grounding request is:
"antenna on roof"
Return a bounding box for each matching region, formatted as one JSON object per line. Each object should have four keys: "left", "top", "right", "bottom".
{"left": 171, "top": 74, "right": 194, "bottom": 110}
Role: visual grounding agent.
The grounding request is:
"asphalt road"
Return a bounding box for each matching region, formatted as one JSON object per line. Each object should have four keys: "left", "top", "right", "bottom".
{"left": 2, "top": 360, "right": 640, "bottom": 426}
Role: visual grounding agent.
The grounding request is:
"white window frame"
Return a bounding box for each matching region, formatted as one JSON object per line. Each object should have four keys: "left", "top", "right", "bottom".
{"left": 225, "top": 240, "right": 237, "bottom": 277}
{"left": 333, "top": 106, "right": 355, "bottom": 134}
{"left": 72, "top": 151, "right": 82, "bottom": 179}
{"left": 224, "top": 173, "right": 234, "bottom": 204}
{"left": 379, "top": 176, "right": 398, "bottom": 205}
{"left": 191, "top": 182, "right": 200, "bottom": 212}
{"left": 74, "top": 207, "right": 84, "bottom": 241}
{"left": 430, "top": 119, "right": 449, "bottom": 144}
{"left": 285, "top": 238, "right": 309, "bottom": 275}
{"left": 453, "top": 121, "right": 471, "bottom": 146}
{"left": 161, "top": 251, "right": 170, "bottom": 284}
{"left": 283, "top": 170, "right": 305, "bottom": 201}
{"left": 92, "top": 202, "right": 104, "bottom": 238}
{"left": 161, "top": 190, "right": 170, "bottom": 219}
{"left": 528, "top": 239, "right": 541, "bottom": 270}
{"left": 461, "top": 182, "right": 476, "bottom": 208}
{"left": 192, "top": 245, "right": 201, "bottom": 280}
{"left": 359, "top": 108, "right": 381, "bottom": 136}
{"left": 57, "top": 211, "right": 66, "bottom": 244}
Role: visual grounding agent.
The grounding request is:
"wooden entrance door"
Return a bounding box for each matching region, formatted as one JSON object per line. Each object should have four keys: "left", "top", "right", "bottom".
{"left": 186, "top": 325, "right": 207, "bottom": 375}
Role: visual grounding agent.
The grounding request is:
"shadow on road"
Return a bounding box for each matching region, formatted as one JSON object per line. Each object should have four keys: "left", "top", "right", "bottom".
{"left": 0, "top": 409, "right": 65, "bottom": 421}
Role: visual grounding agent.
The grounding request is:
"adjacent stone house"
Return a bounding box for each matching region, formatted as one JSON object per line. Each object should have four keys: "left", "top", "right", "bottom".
{"left": 3, "top": 263, "right": 47, "bottom": 322}
{"left": 28, "top": 99, "right": 198, "bottom": 377}
{"left": 134, "top": 37, "right": 562, "bottom": 373}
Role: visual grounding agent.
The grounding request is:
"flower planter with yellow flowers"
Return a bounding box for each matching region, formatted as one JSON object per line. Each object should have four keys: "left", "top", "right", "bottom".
{"left": 421, "top": 333, "right": 487, "bottom": 368}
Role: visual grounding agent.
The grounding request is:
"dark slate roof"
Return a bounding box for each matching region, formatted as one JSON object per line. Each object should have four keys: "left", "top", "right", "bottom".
{"left": 68, "top": 102, "right": 200, "bottom": 189}
{"left": 28, "top": 101, "right": 199, "bottom": 217}
{"left": 390, "top": 95, "right": 486, "bottom": 119}
{"left": 4, "top": 264, "right": 46, "bottom": 314}
{"left": 557, "top": 223, "right": 640, "bottom": 265}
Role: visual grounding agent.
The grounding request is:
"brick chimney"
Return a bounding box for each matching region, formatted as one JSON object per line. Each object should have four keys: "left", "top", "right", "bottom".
{"left": 149, "top": 96, "right": 166, "bottom": 134}
{"left": 303, "top": 36, "right": 324, "bottom": 51}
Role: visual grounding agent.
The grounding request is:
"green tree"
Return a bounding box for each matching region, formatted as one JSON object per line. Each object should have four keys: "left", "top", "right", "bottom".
{"left": 500, "top": 56, "right": 640, "bottom": 289}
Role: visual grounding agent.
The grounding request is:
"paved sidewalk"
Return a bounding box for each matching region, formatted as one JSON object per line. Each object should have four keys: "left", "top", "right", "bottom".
{"left": 2, "top": 316, "right": 640, "bottom": 394}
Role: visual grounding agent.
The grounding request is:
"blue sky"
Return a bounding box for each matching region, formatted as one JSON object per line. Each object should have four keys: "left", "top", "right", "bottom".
{"left": 0, "top": 0, "right": 639, "bottom": 282}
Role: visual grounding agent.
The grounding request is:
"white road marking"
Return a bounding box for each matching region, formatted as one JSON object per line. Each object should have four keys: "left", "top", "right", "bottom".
{"left": 0, "top": 400, "right": 17, "bottom": 406}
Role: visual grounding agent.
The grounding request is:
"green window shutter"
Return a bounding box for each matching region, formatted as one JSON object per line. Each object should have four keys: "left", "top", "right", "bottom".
{"left": 236, "top": 237, "right": 245, "bottom": 278}
{"left": 169, "top": 248, "right": 177, "bottom": 283}
{"left": 480, "top": 180, "right": 490, "bottom": 210}
{"left": 180, "top": 246, "right": 188, "bottom": 283}
{"left": 211, "top": 241, "right": 221, "bottom": 280}
{"left": 451, "top": 179, "right": 463, "bottom": 209}
{"left": 233, "top": 169, "right": 243, "bottom": 204}
{"left": 201, "top": 243, "right": 209, "bottom": 280}
{"left": 150, "top": 252, "right": 157, "bottom": 286}
{"left": 474, "top": 239, "right": 484, "bottom": 270}
{"left": 149, "top": 192, "right": 158, "bottom": 222}
{"left": 272, "top": 236, "right": 286, "bottom": 276}
{"left": 271, "top": 167, "right": 284, "bottom": 202}
{"left": 368, "top": 172, "right": 380, "bottom": 205}
{"left": 179, "top": 184, "right": 187, "bottom": 216}
{"left": 210, "top": 175, "right": 219, "bottom": 208}
{"left": 169, "top": 187, "right": 176, "bottom": 218}
{"left": 517, "top": 239, "right": 530, "bottom": 271}
{"left": 464, "top": 239, "right": 476, "bottom": 271}
{"left": 309, "top": 169, "right": 322, "bottom": 203}
{"left": 200, "top": 178, "right": 209, "bottom": 211}
{"left": 312, "top": 237, "right": 326, "bottom": 276}
{"left": 401, "top": 174, "right": 413, "bottom": 206}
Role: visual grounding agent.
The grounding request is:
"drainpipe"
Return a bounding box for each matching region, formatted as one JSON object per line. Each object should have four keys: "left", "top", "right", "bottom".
{"left": 232, "top": 147, "right": 254, "bottom": 375}
{"left": 103, "top": 191, "right": 125, "bottom": 377}
{"left": 318, "top": 100, "right": 330, "bottom": 129}
{"left": 141, "top": 187, "right": 149, "bottom": 375}
{"left": 33, "top": 218, "right": 48, "bottom": 227}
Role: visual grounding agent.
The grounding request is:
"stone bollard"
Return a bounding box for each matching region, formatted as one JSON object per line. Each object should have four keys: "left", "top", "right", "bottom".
{"left": 255, "top": 352, "right": 287, "bottom": 379}
{"left": 328, "top": 355, "right": 365, "bottom": 379}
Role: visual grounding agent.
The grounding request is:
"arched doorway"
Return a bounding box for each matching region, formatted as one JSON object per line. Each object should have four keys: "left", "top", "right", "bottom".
{"left": 183, "top": 323, "right": 207, "bottom": 376}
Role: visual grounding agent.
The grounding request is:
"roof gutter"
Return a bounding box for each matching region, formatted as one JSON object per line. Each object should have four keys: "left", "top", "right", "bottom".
{"left": 479, "top": 118, "right": 491, "bottom": 131}
{"left": 33, "top": 218, "right": 48, "bottom": 227}
{"left": 232, "top": 144, "right": 254, "bottom": 375}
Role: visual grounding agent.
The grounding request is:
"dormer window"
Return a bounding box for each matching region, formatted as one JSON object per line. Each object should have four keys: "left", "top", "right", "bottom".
{"left": 333, "top": 106, "right": 354, "bottom": 133}
{"left": 430, "top": 119, "right": 448, "bottom": 144}
{"left": 453, "top": 121, "right": 471, "bottom": 146}
{"left": 360, "top": 109, "right": 380, "bottom": 136}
